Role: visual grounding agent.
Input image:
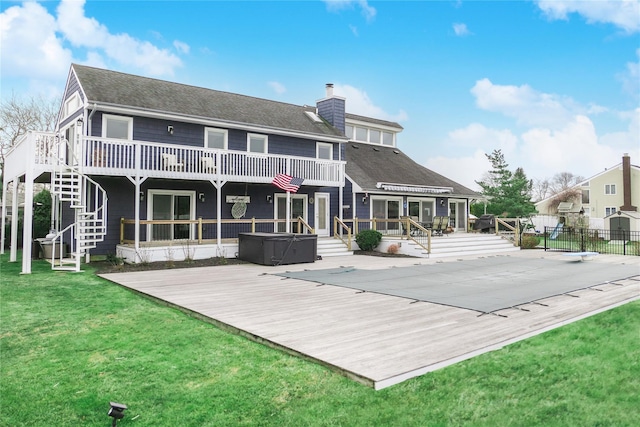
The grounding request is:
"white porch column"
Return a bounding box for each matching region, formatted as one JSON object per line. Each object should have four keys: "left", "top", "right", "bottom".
{"left": 9, "top": 180, "right": 18, "bottom": 262}
{"left": 21, "top": 148, "right": 35, "bottom": 273}
{"left": 285, "top": 191, "right": 291, "bottom": 233}
{"left": 0, "top": 177, "right": 7, "bottom": 255}
{"left": 216, "top": 182, "right": 222, "bottom": 247}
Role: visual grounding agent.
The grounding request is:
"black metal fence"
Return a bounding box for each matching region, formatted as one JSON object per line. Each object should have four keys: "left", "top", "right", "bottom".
{"left": 543, "top": 226, "right": 640, "bottom": 256}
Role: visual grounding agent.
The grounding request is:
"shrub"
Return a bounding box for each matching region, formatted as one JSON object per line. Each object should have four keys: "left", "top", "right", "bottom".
{"left": 521, "top": 234, "right": 540, "bottom": 249}
{"left": 387, "top": 244, "right": 399, "bottom": 254}
{"left": 355, "top": 229, "right": 382, "bottom": 251}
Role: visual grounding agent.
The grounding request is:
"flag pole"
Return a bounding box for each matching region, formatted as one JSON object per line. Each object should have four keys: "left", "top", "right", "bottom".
{"left": 286, "top": 190, "right": 291, "bottom": 233}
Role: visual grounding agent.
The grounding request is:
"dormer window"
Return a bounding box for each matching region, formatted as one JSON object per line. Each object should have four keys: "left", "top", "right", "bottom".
{"left": 345, "top": 124, "right": 396, "bottom": 147}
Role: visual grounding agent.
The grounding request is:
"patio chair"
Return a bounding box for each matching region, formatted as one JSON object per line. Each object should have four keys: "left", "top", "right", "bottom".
{"left": 432, "top": 216, "right": 450, "bottom": 236}
{"left": 162, "top": 153, "right": 184, "bottom": 171}
{"left": 200, "top": 156, "right": 216, "bottom": 173}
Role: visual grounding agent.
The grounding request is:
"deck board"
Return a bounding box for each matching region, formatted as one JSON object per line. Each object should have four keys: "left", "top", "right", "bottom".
{"left": 100, "top": 251, "right": 640, "bottom": 389}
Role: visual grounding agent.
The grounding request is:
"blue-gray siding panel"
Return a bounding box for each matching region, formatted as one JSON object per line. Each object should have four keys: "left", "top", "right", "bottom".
{"left": 87, "top": 112, "right": 330, "bottom": 159}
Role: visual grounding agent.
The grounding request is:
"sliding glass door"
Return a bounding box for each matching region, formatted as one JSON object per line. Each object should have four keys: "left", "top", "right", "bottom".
{"left": 149, "top": 191, "right": 195, "bottom": 240}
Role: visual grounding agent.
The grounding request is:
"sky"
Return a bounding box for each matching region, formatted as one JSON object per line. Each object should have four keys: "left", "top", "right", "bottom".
{"left": 1, "top": 0, "right": 639, "bottom": 192}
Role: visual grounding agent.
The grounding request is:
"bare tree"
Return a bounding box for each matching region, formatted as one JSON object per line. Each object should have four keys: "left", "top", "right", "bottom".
{"left": 532, "top": 178, "right": 550, "bottom": 202}
{"left": 549, "top": 172, "right": 584, "bottom": 194}
{"left": 0, "top": 93, "right": 59, "bottom": 165}
{"left": 531, "top": 172, "right": 584, "bottom": 203}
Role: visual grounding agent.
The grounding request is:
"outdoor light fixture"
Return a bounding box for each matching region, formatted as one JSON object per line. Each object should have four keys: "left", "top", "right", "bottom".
{"left": 199, "top": 192, "right": 205, "bottom": 202}
{"left": 167, "top": 125, "right": 174, "bottom": 135}
{"left": 266, "top": 195, "right": 272, "bottom": 203}
{"left": 439, "top": 199, "right": 445, "bottom": 207}
{"left": 362, "top": 193, "right": 368, "bottom": 204}
{"left": 107, "top": 402, "right": 127, "bottom": 426}
{"left": 139, "top": 191, "right": 145, "bottom": 202}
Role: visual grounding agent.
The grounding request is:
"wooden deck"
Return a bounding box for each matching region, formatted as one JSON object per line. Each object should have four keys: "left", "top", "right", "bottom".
{"left": 100, "top": 251, "right": 640, "bottom": 390}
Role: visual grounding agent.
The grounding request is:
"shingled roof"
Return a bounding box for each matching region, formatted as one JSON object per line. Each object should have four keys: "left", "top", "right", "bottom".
{"left": 72, "top": 64, "right": 345, "bottom": 139}
{"left": 345, "top": 143, "right": 479, "bottom": 197}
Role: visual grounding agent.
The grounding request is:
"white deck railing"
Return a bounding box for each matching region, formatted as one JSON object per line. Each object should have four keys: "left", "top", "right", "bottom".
{"left": 83, "top": 137, "right": 344, "bottom": 186}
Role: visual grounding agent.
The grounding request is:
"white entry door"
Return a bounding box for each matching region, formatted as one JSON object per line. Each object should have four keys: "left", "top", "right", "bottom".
{"left": 314, "top": 193, "right": 330, "bottom": 236}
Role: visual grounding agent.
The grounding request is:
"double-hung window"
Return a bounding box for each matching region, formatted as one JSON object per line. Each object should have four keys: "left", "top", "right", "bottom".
{"left": 205, "top": 127, "right": 227, "bottom": 149}
{"left": 102, "top": 114, "right": 133, "bottom": 140}
{"left": 248, "top": 133, "right": 267, "bottom": 153}
{"left": 605, "top": 184, "right": 616, "bottom": 195}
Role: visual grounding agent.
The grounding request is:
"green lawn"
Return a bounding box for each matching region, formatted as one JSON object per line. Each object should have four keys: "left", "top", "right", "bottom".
{"left": 1, "top": 254, "right": 639, "bottom": 426}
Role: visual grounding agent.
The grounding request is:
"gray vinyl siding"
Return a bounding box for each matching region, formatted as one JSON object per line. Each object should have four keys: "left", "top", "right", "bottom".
{"left": 64, "top": 71, "right": 83, "bottom": 103}
{"left": 89, "top": 111, "right": 336, "bottom": 159}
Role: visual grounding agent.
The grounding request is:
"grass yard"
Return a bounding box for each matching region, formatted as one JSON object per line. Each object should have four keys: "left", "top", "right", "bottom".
{"left": 1, "top": 254, "right": 639, "bottom": 426}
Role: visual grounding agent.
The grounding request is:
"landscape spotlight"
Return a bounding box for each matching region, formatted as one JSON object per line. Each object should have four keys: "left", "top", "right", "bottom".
{"left": 108, "top": 402, "right": 127, "bottom": 426}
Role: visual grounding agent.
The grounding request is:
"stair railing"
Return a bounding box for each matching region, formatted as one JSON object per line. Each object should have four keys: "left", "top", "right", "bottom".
{"left": 333, "top": 217, "right": 352, "bottom": 251}
{"left": 49, "top": 134, "right": 108, "bottom": 271}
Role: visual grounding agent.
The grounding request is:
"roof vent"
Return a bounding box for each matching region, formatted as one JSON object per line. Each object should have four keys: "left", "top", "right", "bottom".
{"left": 393, "top": 150, "right": 399, "bottom": 154}
{"left": 373, "top": 147, "right": 380, "bottom": 152}
{"left": 352, "top": 144, "right": 359, "bottom": 149}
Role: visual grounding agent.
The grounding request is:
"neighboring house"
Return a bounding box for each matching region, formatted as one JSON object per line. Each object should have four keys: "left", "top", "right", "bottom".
{"left": 2, "top": 64, "right": 478, "bottom": 273}
{"left": 534, "top": 153, "right": 639, "bottom": 230}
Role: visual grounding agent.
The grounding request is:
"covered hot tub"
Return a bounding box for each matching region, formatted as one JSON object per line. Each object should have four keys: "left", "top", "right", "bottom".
{"left": 238, "top": 232, "right": 317, "bottom": 266}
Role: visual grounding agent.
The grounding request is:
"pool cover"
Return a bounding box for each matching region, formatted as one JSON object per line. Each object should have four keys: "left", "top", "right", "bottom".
{"left": 275, "top": 256, "right": 639, "bottom": 314}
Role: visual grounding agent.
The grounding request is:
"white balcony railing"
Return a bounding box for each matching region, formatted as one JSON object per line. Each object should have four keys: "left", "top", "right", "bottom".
{"left": 82, "top": 137, "right": 344, "bottom": 186}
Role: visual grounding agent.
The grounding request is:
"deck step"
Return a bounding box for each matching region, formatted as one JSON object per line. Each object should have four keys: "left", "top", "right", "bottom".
{"left": 317, "top": 237, "right": 353, "bottom": 258}
{"left": 384, "top": 232, "right": 520, "bottom": 258}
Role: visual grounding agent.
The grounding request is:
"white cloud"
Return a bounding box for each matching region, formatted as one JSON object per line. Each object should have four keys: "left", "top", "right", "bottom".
{"left": 536, "top": 0, "right": 640, "bottom": 34}
{"left": 425, "top": 150, "right": 488, "bottom": 191}
{"left": 617, "top": 48, "right": 640, "bottom": 99}
{"left": 323, "top": 0, "right": 377, "bottom": 22}
{"left": 471, "top": 78, "right": 585, "bottom": 128}
{"left": 452, "top": 23, "right": 471, "bottom": 36}
{"left": 1, "top": 0, "right": 182, "bottom": 87}
{"left": 349, "top": 24, "right": 359, "bottom": 37}
{"left": 173, "top": 40, "right": 190, "bottom": 55}
{"left": 520, "top": 115, "right": 622, "bottom": 178}
{"left": 268, "top": 81, "right": 287, "bottom": 95}
{"left": 56, "top": 0, "right": 181, "bottom": 76}
{"left": 0, "top": 2, "right": 72, "bottom": 79}
{"left": 423, "top": 124, "right": 518, "bottom": 190}
{"left": 333, "top": 84, "right": 408, "bottom": 122}
{"left": 447, "top": 123, "right": 518, "bottom": 153}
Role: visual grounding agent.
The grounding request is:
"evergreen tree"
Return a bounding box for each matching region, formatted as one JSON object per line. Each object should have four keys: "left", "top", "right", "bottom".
{"left": 475, "top": 150, "right": 536, "bottom": 217}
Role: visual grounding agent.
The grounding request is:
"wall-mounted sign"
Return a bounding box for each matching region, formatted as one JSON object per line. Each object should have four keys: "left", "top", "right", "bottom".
{"left": 226, "top": 195, "right": 250, "bottom": 203}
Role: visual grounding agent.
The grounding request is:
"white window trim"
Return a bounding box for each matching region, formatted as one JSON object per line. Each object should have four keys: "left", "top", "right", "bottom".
{"left": 146, "top": 190, "right": 196, "bottom": 241}
{"left": 316, "top": 142, "right": 333, "bottom": 160}
{"left": 62, "top": 92, "right": 81, "bottom": 121}
{"left": 604, "top": 184, "right": 616, "bottom": 195}
{"left": 247, "top": 133, "right": 268, "bottom": 153}
{"left": 102, "top": 114, "right": 133, "bottom": 140}
{"left": 204, "top": 127, "right": 228, "bottom": 150}
{"left": 605, "top": 206, "right": 617, "bottom": 216}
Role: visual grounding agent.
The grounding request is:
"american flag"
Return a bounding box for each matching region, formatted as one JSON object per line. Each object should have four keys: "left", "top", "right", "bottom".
{"left": 272, "top": 174, "right": 304, "bottom": 193}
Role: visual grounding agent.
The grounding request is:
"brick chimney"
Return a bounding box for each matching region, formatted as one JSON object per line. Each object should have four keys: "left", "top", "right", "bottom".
{"left": 316, "top": 83, "right": 345, "bottom": 134}
{"left": 620, "top": 153, "right": 637, "bottom": 211}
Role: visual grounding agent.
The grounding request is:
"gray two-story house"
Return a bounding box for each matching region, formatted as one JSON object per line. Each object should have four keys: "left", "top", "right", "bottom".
{"left": 2, "top": 64, "right": 480, "bottom": 273}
